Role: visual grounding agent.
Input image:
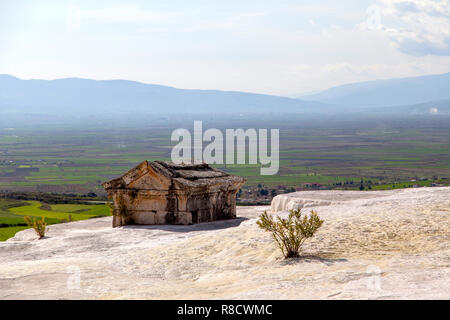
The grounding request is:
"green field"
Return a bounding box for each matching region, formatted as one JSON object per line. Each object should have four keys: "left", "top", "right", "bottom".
{"left": 0, "top": 226, "right": 29, "bottom": 242}
{"left": 0, "top": 114, "right": 449, "bottom": 193}
{"left": 0, "top": 114, "right": 448, "bottom": 234}
{"left": 0, "top": 199, "right": 110, "bottom": 241}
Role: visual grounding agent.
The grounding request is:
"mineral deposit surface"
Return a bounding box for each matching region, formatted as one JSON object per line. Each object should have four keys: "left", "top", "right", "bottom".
{"left": 1, "top": 187, "right": 449, "bottom": 299}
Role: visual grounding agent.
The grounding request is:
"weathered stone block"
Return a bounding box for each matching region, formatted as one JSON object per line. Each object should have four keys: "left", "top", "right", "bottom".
{"left": 133, "top": 211, "right": 155, "bottom": 225}
{"left": 155, "top": 211, "right": 167, "bottom": 225}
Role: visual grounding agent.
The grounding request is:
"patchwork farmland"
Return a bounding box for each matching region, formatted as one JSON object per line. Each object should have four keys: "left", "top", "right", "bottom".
{"left": 0, "top": 114, "right": 449, "bottom": 240}
{"left": 1, "top": 115, "right": 449, "bottom": 194}
{"left": 0, "top": 199, "right": 110, "bottom": 241}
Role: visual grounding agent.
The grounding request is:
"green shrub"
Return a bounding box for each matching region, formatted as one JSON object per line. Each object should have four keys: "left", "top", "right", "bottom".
{"left": 24, "top": 216, "right": 48, "bottom": 239}
{"left": 60, "top": 214, "right": 74, "bottom": 223}
{"left": 257, "top": 209, "right": 324, "bottom": 259}
{"left": 106, "top": 201, "right": 115, "bottom": 216}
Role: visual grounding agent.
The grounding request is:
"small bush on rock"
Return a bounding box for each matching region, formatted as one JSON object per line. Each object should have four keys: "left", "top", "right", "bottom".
{"left": 60, "top": 214, "right": 74, "bottom": 223}
{"left": 257, "top": 209, "right": 324, "bottom": 259}
{"left": 24, "top": 216, "right": 47, "bottom": 239}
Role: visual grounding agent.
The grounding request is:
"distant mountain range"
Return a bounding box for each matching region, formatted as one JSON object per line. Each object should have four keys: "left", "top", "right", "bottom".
{"left": 0, "top": 75, "right": 330, "bottom": 115}
{"left": 301, "top": 72, "right": 450, "bottom": 108}
{"left": 1, "top": 73, "right": 449, "bottom": 116}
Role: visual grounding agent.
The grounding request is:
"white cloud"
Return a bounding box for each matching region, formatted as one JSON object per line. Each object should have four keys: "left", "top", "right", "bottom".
{"left": 6, "top": 1, "right": 450, "bottom": 95}
{"left": 362, "top": 0, "right": 450, "bottom": 56}
{"left": 67, "top": 4, "right": 266, "bottom": 34}
{"left": 80, "top": 6, "right": 182, "bottom": 24}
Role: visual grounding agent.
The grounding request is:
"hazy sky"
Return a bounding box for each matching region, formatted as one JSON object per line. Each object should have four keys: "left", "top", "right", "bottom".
{"left": 1, "top": 0, "right": 450, "bottom": 96}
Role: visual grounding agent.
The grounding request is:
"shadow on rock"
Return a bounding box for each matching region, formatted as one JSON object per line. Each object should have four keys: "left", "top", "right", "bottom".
{"left": 121, "top": 217, "right": 249, "bottom": 233}
{"left": 279, "top": 254, "right": 347, "bottom": 266}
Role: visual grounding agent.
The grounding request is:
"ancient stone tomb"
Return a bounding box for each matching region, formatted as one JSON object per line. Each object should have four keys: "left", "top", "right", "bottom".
{"left": 103, "top": 161, "right": 246, "bottom": 227}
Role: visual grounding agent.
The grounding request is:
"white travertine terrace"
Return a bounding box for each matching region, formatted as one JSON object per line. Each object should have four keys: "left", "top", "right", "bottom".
{"left": 0, "top": 187, "right": 449, "bottom": 299}
{"left": 271, "top": 189, "right": 401, "bottom": 212}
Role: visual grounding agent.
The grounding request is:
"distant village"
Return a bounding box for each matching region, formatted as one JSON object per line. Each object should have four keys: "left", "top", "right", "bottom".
{"left": 237, "top": 177, "right": 448, "bottom": 205}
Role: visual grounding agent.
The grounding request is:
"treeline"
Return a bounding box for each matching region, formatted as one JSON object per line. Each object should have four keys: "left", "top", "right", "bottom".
{"left": 0, "top": 191, "right": 107, "bottom": 204}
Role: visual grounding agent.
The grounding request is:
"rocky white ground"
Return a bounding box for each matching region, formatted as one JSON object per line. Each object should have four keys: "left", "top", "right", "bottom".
{"left": 0, "top": 187, "right": 449, "bottom": 299}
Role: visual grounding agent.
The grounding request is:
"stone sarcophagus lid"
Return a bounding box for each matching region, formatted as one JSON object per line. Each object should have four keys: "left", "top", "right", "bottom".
{"left": 102, "top": 161, "right": 246, "bottom": 227}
